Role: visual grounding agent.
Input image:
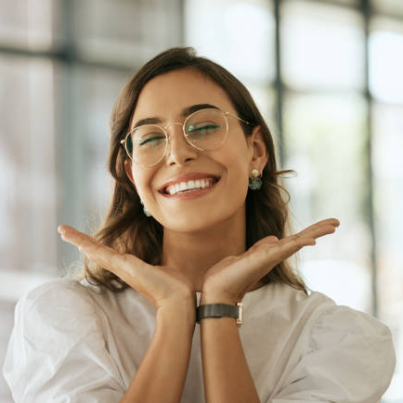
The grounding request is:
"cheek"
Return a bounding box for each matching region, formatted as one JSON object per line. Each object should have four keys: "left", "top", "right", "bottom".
{"left": 131, "top": 170, "right": 153, "bottom": 202}
{"left": 216, "top": 151, "right": 250, "bottom": 209}
{"left": 227, "top": 164, "right": 250, "bottom": 204}
{"left": 222, "top": 139, "right": 251, "bottom": 188}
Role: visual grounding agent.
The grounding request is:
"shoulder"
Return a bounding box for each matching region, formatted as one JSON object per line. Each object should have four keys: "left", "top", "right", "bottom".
{"left": 16, "top": 278, "right": 96, "bottom": 320}
{"left": 285, "top": 284, "right": 396, "bottom": 365}
{"left": 4, "top": 280, "right": 127, "bottom": 399}
{"left": 14, "top": 278, "right": 102, "bottom": 352}
{"left": 261, "top": 282, "right": 396, "bottom": 373}
{"left": 20, "top": 277, "right": 93, "bottom": 303}
{"left": 308, "top": 300, "right": 396, "bottom": 377}
{"left": 252, "top": 282, "right": 337, "bottom": 322}
{"left": 266, "top": 284, "right": 396, "bottom": 401}
{"left": 263, "top": 281, "right": 392, "bottom": 337}
{"left": 308, "top": 301, "right": 394, "bottom": 351}
{"left": 308, "top": 304, "right": 396, "bottom": 400}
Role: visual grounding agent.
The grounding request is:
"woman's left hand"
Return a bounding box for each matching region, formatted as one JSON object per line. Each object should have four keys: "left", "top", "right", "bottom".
{"left": 201, "top": 218, "right": 340, "bottom": 305}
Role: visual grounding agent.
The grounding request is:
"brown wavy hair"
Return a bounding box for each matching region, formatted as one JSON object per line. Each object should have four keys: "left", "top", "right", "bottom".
{"left": 81, "top": 47, "right": 308, "bottom": 294}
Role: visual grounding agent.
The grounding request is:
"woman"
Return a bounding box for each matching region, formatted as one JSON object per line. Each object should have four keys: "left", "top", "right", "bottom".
{"left": 4, "top": 47, "right": 395, "bottom": 403}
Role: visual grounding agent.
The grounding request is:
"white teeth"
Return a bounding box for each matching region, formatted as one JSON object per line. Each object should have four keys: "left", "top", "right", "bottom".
{"left": 165, "top": 178, "right": 216, "bottom": 195}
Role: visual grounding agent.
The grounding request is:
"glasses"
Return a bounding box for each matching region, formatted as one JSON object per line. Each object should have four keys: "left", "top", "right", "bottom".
{"left": 120, "top": 108, "right": 250, "bottom": 167}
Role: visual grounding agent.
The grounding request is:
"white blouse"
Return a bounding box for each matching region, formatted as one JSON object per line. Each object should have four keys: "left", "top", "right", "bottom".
{"left": 3, "top": 278, "right": 396, "bottom": 403}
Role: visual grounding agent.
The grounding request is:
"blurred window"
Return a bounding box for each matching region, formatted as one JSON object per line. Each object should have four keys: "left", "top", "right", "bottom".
{"left": 283, "top": 94, "right": 371, "bottom": 311}
{"left": 369, "top": 18, "right": 403, "bottom": 104}
{"left": 371, "top": 0, "right": 403, "bottom": 18}
{"left": 0, "top": 56, "right": 56, "bottom": 274}
{"left": 373, "top": 101, "right": 403, "bottom": 335}
{"left": 282, "top": 0, "right": 365, "bottom": 91}
{"left": 73, "top": 67, "right": 128, "bottom": 224}
{"left": 185, "top": 0, "right": 275, "bottom": 84}
{"left": 0, "top": 0, "right": 53, "bottom": 50}
{"left": 71, "top": 0, "right": 181, "bottom": 66}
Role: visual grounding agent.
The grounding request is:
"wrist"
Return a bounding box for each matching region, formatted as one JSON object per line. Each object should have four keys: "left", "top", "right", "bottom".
{"left": 156, "top": 298, "right": 196, "bottom": 328}
{"left": 200, "top": 289, "right": 239, "bottom": 306}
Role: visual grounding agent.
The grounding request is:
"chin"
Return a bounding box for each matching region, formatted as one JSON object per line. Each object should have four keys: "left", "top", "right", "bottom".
{"left": 160, "top": 205, "right": 243, "bottom": 234}
{"left": 161, "top": 215, "right": 219, "bottom": 233}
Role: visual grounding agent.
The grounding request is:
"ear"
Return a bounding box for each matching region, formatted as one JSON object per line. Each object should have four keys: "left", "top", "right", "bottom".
{"left": 124, "top": 159, "right": 136, "bottom": 189}
{"left": 247, "top": 126, "right": 268, "bottom": 172}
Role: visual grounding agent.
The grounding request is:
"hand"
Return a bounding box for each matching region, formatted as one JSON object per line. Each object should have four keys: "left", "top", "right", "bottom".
{"left": 58, "top": 225, "right": 196, "bottom": 311}
{"left": 201, "top": 218, "right": 340, "bottom": 305}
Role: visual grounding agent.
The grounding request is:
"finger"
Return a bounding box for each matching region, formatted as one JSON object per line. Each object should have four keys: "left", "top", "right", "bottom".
{"left": 299, "top": 225, "right": 336, "bottom": 240}
{"left": 299, "top": 219, "right": 339, "bottom": 239}
{"left": 268, "top": 236, "right": 316, "bottom": 267}
{"left": 58, "top": 225, "right": 123, "bottom": 274}
{"left": 301, "top": 218, "right": 339, "bottom": 234}
{"left": 281, "top": 219, "right": 340, "bottom": 245}
{"left": 296, "top": 218, "right": 339, "bottom": 234}
{"left": 243, "top": 220, "right": 339, "bottom": 282}
{"left": 248, "top": 235, "right": 313, "bottom": 278}
{"left": 58, "top": 225, "right": 102, "bottom": 251}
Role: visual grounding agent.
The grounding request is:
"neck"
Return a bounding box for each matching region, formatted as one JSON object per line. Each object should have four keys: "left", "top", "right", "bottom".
{"left": 161, "top": 212, "right": 247, "bottom": 292}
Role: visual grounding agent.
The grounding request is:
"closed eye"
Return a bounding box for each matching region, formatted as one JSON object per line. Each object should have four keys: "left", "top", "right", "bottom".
{"left": 138, "top": 136, "right": 166, "bottom": 146}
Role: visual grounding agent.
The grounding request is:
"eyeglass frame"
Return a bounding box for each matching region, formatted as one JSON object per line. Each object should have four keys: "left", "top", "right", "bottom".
{"left": 120, "top": 107, "right": 251, "bottom": 167}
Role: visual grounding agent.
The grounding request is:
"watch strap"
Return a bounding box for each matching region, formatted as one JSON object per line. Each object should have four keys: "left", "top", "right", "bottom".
{"left": 196, "top": 302, "right": 243, "bottom": 326}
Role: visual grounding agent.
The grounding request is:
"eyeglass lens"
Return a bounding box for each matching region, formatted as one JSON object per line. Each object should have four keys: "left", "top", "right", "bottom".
{"left": 126, "top": 108, "right": 228, "bottom": 166}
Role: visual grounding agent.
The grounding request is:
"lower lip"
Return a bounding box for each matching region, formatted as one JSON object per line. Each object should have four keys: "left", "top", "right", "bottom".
{"left": 160, "top": 180, "right": 219, "bottom": 200}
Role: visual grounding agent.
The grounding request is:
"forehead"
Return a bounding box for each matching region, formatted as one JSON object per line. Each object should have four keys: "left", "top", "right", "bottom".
{"left": 132, "top": 68, "right": 235, "bottom": 121}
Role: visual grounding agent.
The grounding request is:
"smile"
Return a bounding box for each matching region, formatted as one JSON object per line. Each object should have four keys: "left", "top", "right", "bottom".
{"left": 159, "top": 176, "right": 220, "bottom": 200}
{"left": 166, "top": 178, "right": 215, "bottom": 195}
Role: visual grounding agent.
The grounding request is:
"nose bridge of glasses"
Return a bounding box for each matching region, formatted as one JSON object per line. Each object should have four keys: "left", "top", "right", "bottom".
{"left": 164, "top": 121, "right": 184, "bottom": 134}
{"left": 164, "top": 121, "right": 188, "bottom": 143}
{"left": 164, "top": 121, "right": 197, "bottom": 157}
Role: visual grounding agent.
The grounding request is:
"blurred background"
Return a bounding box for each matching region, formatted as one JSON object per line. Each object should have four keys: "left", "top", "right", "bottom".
{"left": 0, "top": 0, "right": 402, "bottom": 401}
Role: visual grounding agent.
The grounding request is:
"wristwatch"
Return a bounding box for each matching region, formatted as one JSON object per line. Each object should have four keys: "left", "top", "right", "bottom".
{"left": 196, "top": 302, "right": 243, "bottom": 327}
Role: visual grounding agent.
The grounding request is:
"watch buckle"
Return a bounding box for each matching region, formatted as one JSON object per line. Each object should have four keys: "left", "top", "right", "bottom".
{"left": 236, "top": 302, "right": 243, "bottom": 326}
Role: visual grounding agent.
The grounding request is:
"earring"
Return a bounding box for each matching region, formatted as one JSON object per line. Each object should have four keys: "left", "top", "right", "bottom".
{"left": 248, "top": 169, "right": 262, "bottom": 190}
{"left": 140, "top": 200, "right": 152, "bottom": 217}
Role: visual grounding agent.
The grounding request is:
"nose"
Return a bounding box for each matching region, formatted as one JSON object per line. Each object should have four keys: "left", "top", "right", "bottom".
{"left": 165, "top": 123, "right": 198, "bottom": 166}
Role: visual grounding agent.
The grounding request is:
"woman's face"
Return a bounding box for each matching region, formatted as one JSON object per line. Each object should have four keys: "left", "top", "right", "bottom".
{"left": 125, "top": 68, "right": 266, "bottom": 233}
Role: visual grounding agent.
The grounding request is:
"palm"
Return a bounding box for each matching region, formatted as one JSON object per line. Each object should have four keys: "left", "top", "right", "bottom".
{"left": 202, "top": 218, "right": 340, "bottom": 303}
{"left": 58, "top": 225, "right": 195, "bottom": 309}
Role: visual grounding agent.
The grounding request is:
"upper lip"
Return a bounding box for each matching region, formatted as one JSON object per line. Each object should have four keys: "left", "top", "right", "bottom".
{"left": 158, "top": 172, "right": 221, "bottom": 194}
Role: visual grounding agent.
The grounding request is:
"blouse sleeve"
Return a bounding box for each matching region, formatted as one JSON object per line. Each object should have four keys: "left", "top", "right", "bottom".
{"left": 2, "top": 280, "right": 125, "bottom": 403}
{"left": 270, "top": 305, "right": 396, "bottom": 403}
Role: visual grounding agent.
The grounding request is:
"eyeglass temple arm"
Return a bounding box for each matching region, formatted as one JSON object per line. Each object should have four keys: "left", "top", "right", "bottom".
{"left": 225, "top": 112, "right": 251, "bottom": 126}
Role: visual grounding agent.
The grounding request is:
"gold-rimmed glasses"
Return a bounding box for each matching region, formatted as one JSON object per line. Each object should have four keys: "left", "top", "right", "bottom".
{"left": 120, "top": 108, "right": 250, "bottom": 167}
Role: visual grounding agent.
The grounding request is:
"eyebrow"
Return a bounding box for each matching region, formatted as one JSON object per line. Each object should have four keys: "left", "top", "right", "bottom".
{"left": 132, "top": 103, "right": 220, "bottom": 129}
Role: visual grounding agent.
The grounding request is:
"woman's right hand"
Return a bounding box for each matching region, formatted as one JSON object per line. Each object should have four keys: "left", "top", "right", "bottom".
{"left": 57, "top": 225, "right": 196, "bottom": 311}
